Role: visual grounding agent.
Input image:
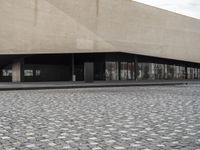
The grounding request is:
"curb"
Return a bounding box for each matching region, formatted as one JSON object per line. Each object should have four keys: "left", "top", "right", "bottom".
{"left": 0, "top": 82, "right": 188, "bottom": 91}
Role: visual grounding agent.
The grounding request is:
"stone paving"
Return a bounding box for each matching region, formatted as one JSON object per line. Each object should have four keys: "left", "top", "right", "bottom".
{"left": 0, "top": 85, "right": 200, "bottom": 150}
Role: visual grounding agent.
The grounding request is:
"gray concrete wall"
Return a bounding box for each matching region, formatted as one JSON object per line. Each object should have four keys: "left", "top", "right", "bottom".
{"left": 0, "top": 0, "right": 200, "bottom": 63}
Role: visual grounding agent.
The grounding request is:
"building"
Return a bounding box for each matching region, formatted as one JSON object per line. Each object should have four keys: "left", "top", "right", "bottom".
{"left": 0, "top": 0, "right": 200, "bottom": 82}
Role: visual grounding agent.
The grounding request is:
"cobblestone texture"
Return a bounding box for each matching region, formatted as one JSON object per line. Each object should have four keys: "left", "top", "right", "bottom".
{"left": 0, "top": 85, "right": 200, "bottom": 150}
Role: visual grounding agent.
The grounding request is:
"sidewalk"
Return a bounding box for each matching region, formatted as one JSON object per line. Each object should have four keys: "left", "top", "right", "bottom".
{"left": 0, "top": 80, "right": 199, "bottom": 91}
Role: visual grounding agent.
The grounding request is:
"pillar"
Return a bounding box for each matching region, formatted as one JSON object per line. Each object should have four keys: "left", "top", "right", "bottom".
{"left": 12, "top": 60, "right": 24, "bottom": 82}
{"left": 118, "top": 61, "right": 121, "bottom": 80}
{"left": 72, "top": 54, "right": 76, "bottom": 81}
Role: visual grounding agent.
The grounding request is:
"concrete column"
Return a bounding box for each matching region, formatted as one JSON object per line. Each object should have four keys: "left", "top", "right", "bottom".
{"left": 12, "top": 60, "right": 24, "bottom": 82}
{"left": 118, "top": 61, "right": 121, "bottom": 80}
{"left": 71, "top": 54, "right": 76, "bottom": 81}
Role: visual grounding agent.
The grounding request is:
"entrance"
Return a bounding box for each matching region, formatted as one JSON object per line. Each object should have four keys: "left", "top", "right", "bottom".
{"left": 84, "top": 62, "right": 94, "bottom": 82}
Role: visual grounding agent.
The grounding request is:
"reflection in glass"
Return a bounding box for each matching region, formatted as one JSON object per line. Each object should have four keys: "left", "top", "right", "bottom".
{"left": 105, "top": 61, "right": 199, "bottom": 81}
{"left": 127, "top": 62, "right": 132, "bottom": 80}
{"left": 187, "top": 68, "right": 190, "bottom": 79}
{"left": 194, "top": 68, "right": 198, "bottom": 79}
{"left": 155, "top": 64, "right": 164, "bottom": 80}
{"left": 174, "top": 66, "right": 179, "bottom": 79}
{"left": 179, "top": 66, "right": 185, "bottom": 79}
{"left": 120, "top": 62, "right": 128, "bottom": 80}
{"left": 2, "top": 69, "right": 12, "bottom": 77}
{"left": 167, "top": 65, "right": 175, "bottom": 79}
{"left": 138, "top": 63, "right": 154, "bottom": 80}
{"left": 24, "top": 70, "right": 33, "bottom": 77}
{"left": 105, "top": 62, "right": 119, "bottom": 80}
{"left": 36, "top": 70, "right": 41, "bottom": 76}
{"left": 131, "top": 62, "right": 135, "bottom": 80}
{"left": 187, "top": 67, "right": 195, "bottom": 79}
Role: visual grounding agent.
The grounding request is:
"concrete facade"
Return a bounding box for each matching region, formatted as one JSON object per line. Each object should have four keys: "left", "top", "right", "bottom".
{"left": 0, "top": 0, "right": 200, "bottom": 63}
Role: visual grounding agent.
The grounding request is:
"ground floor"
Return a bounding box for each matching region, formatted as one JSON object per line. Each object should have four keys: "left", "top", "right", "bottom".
{"left": 0, "top": 52, "right": 200, "bottom": 82}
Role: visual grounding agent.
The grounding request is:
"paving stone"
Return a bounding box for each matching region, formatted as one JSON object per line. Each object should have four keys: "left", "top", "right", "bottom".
{"left": 0, "top": 85, "right": 199, "bottom": 149}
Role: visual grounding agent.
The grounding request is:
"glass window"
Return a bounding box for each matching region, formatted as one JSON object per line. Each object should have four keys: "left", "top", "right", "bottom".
{"left": 24, "top": 70, "right": 33, "bottom": 77}
{"left": 187, "top": 67, "right": 190, "bottom": 79}
{"left": 131, "top": 62, "right": 135, "bottom": 80}
{"left": 149, "top": 63, "right": 155, "bottom": 80}
{"left": 155, "top": 64, "right": 164, "bottom": 80}
{"left": 164, "top": 64, "right": 168, "bottom": 79}
{"left": 35, "top": 70, "right": 41, "bottom": 76}
{"left": 190, "top": 68, "right": 194, "bottom": 79}
{"left": 180, "top": 66, "right": 185, "bottom": 79}
{"left": 138, "top": 63, "right": 143, "bottom": 80}
{"left": 2, "top": 69, "right": 12, "bottom": 77}
{"left": 120, "top": 62, "right": 128, "bottom": 80}
{"left": 127, "top": 62, "right": 133, "bottom": 80}
{"left": 194, "top": 68, "right": 198, "bottom": 79}
{"left": 167, "top": 65, "right": 175, "bottom": 79}
{"left": 174, "top": 65, "right": 180, "bottom": 79}
{"left": 198, "top": 69, "right": 200, "bottom": 79}
{"left": 188, "top": 67, "right": 195, "bottom": 79}
{"left": 105, "top": 62, "right": 119, "bottom": 80}
{"left": 138, "top": 63, "right": 151, "bottom": 80}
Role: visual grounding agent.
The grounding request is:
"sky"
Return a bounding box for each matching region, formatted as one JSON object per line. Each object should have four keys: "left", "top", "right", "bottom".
{"left": 134, "top": 0, "right": 200, "bottom": 19}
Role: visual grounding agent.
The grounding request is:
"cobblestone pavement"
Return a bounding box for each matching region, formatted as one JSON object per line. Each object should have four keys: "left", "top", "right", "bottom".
{"left": 0, "top": 85, "right": 200, "bottom": 150}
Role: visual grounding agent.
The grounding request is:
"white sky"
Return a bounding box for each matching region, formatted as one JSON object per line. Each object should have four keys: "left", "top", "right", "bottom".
{"left": 134, "top": 0, "right": 200, "bottom": 19}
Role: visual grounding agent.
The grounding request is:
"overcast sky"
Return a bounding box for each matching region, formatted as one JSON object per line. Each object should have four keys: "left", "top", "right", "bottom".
{"left": 134, "top": 0, "right": 200, "bottom": 19}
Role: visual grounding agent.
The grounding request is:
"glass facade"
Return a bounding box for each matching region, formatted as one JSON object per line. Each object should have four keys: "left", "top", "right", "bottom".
{"left": 167, "top": 65, "right": 174, "bottom": 79}
{"left": 155, "top": 64, "right": 165, "bottom": 80}
{"left": 194, "top": 68, "right": 198, "bottom": 79}
{"left": 138, "top": 63, "right": 154, "bottom": 80}
{"left": 120, "top": 62, "right": 135, "bottom": 80}
{"left": 120, "top": 62, "right": 128, "bottom": 80}
{"left": 179, "top": 66, "right": 186, "bottom": 79}
{"left": 128, "top": 62, "right": 134, "bottom": 80}
{"left": 24, "top": 70, "right": 34, "bottom": 77}
{"left": 105, "top": 62, "right": 119, "bottom": 80}
{"left": 187, "top": 67, "right": 199, "bottom": 79}
{"left": 106, "top": 61, "right": 135, "bottom": 81}
{"left": 2, "top": 69, "right": 12, "bottom": 77}
{"left": 105, "top": 61, "right": 200, "bottom": 81}
{"left": 35, "top": 70, "right": 41, "bottom": 76}
{"left": 188, "top": 67, "right": 194, "bottom": 79}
